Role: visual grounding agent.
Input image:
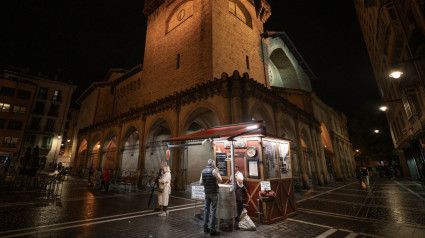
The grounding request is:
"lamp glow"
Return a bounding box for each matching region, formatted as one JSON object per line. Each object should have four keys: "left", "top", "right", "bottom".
{"left": 374, "top": 129, "right": 380, "bottom": 134}
{"left": 389, "top": 71, "right": 403, "bottom": 79}
{"left": 67, "top": 139, "right": 71, "bottom": 142}
{"left": 379, "top": 106, "right": 388, "bottom": 112}
{"left": 97, "top": 144, "right": 100, "bottom": 148}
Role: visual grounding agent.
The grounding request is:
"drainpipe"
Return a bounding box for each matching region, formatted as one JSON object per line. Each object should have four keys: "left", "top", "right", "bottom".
{"left": 229, "top": 140, "right": 235, "bottom": 192}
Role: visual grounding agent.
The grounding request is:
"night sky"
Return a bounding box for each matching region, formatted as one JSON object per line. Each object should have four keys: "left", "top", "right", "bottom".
{"left": 0, "top": 0, "right": 393, "bottom": 156}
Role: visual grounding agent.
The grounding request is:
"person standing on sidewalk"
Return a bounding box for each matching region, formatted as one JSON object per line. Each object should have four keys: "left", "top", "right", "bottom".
{"left": 355, "top": 166, "right": 363, "bottom": 184}
{"left": 99, "top": 168, "right": 111, "bottom": 192}
{"left": 157, "top": 161, "right": 171, "bottom": 217}
{"left": 233, "top": 164, "right": 244, "bottom": 225}
{"left": 200, "top": 159, "right": 222, "bottom": 236}
{"left": 361, "top": 167, "right": 369, "bottom": 187}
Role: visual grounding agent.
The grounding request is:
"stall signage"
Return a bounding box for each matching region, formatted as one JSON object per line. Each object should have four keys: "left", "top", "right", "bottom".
{"left": 191, "top": 185, "right": 205, "bottom": 200}
{"left": 224, "top": 139, "right": 247, "bottom": 149}
{"left": 216, "top": 153, "right": 228, "bottom": 176}
{"left": 260, "top": 181, "right": 271, "bottom": 191}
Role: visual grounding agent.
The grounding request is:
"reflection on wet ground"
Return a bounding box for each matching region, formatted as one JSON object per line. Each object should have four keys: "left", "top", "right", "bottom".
{"left": 0, "top": 177, "right": 424, "bottom": 237}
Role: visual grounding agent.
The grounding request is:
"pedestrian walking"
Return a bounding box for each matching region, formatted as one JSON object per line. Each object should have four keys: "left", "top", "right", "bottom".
{"left": 200, "top": 159, "right": 222, "bottom": 236}
{"left": 355, "top": 166, "right": 363, "bottom": 184}
{"left": 89, "top": 168, "right": 99, "bottom": 187}
{"left": 389, "top": 166, "right": 395, "bottom": 180}
{"left": 99, "top": 168, "right": 111, "bottom": 192}
{"left": 371, "top": 167, "right": 377, "bottom": 177}
{"left": 157, "top": 161, "right": 171, "bottom": 217}
{"left": 88, "top": 164, "right": 94, "bottom": 185}
{"left": 361, "top": 167, "right": 369, "bottom": 187}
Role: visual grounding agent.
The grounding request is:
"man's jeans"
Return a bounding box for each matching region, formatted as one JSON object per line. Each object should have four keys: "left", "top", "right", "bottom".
{"left": 204, "top": 193, "right": 218, "bottom": 231}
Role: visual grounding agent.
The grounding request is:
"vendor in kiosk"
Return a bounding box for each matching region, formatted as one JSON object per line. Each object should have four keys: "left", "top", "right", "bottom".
{"left": 227, "top": 164, "right": 244, "bottom": 220}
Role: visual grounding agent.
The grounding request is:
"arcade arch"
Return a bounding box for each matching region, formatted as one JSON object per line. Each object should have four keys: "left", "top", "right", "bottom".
{"left": 76, "top": 138, "right": 87, "bottom": 173}
{"left": 102, "top": 132, "right": 117, "bottom": 171}
{"left": 250, "top": 103, "right": 275, "bottom": 135}
{"left": 182, "top": 107, "right": 220, "bottom": 185}
{"left": 268, "top": 48, "right": 298, "bottom": 89}
{"left": 145, "top": 119, "right": 172, "bottom": 172}
{"left": 121, "top": 127, "right": 140, "bottom": 174}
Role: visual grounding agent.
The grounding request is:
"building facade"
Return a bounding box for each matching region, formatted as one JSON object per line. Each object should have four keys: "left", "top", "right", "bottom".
{"left": 56, "top": 108, "right": 79, "bottom": 169}
{"left": 0, "top": 67, "right": 78, "bottom": 173}
{"left": 354, "top": 0, "right": 425, "bottom": 180}
{"left": 0, "top": 68, "right": 37, "bottom": 173}
{"left": 75, "top": 0, "right": 355, "bottom": 189}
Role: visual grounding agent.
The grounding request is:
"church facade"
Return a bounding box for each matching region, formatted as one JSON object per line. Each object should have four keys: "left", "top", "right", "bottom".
{"left": 74, "top": 0, "right": 354, "bottom": 189}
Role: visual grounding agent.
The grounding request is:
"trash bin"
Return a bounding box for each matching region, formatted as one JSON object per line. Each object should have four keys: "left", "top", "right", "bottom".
{"left": 216, "top": 184, "right": 237, "bottom": 219}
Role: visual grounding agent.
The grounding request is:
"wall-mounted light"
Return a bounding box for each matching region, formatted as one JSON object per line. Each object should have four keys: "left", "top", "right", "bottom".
{"left": 379, "top": 106, "right": 388, "bottom": 112}
{"left": 374, "top": 129, "right": 380, "bottom": 134}
{"left": 97, "top": 144, "right": 100, "bottom": 148}
{"left": 67, "top": 139, "right": 71, "bottom": 142}
{"left": 389, "top": 71, "right": 403, "bottom": 79}
{"left": 355, "top": 149, "right": 360, "bottom": 153}
{"left": 58, "top": 136, "right": 61, "bottom": 139}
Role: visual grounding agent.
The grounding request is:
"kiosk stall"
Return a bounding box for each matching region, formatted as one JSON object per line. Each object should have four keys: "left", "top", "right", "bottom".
{"left": 165, "top": 121, "right": 296, "bottom": 224}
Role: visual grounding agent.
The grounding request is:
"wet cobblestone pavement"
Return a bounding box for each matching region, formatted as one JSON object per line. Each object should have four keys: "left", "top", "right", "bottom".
{"left": 0, "top": 177, "right": 424, "bottom": 237}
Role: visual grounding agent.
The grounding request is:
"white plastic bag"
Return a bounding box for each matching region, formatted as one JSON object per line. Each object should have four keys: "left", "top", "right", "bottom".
{"left": 238, "top": 208, "right": 256, "bottom": 231}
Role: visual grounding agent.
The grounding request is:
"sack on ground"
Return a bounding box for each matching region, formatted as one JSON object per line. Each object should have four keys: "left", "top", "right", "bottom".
{"left": 238, "top": 208, "right": 256, "bottom": 231}
{"left": 361, "top": 181, "right": 367, "bottom": 190}
{"left": 158, "top": 183, "right": 165, "bottom": 193}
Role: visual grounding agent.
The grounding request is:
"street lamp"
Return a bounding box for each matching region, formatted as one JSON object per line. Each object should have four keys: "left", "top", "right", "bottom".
{"left": 389, "top": 70, "right": 403, "bottom": 79}
{"left": 379, "top": 106, "right": 388, "bottom": 112}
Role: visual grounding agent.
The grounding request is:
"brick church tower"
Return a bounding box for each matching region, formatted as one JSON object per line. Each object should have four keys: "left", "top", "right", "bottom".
{"left": 141, "top": 0, "right": 271, "bottom": 98}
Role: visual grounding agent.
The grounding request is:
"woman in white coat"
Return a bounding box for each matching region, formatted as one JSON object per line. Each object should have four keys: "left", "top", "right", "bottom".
{"left": 158, "top": 161, "right": 171, "bottom": 216}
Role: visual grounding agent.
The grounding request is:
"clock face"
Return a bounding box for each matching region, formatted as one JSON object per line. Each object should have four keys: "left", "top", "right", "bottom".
{"left": 247, "top": 146, "right": 257, "bottom": 157}
{"left": 177, "top": 9, "right": 186, "bottom": 21}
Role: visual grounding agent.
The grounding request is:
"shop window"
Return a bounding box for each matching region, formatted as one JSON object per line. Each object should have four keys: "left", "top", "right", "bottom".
{"left": 0, "top": 103, "right": 11, "bottom": 112}
{"left": 0, "top": 119, "right": 5, "bottom": 129}
{"left": 44, "top": 119, "right": 55, "bottom": 132}
{"left": 30, "top": 117, "right": 41, "bottom": 131}
{"left": 2, "top": 137, "right": 18, "bottom": 148}
{"left": 177, "top": 54, "right": 180, "bottom": 69}
{"left": 13, "top": 105, "right": 27, "bottom": 114}
{"left": 48, "top": 104, "right": 59, "bottom": 117}
{"left": 52, "top": 90, "right": 62, "bottom": 102}
{"left": 167, "top": 1, "right": 194, "bottom": 33}
{"left": 24, "top": 134, "right": 36, "bottom": 148}
{"left": 33, "top": 102, "right": 45, "bottom": 115}
{"left": 7, "top": 120, "right": 23, "bottom": 130}
{"left": 0, "top": 86, "right": 15, "bottom": 97}
{"left": 17, "top": 90, "right": 31, "bottom": 99}
{"left": 41, "top": 136, "right": 53, "bottom": 149}
{"left": 38, "top": 87, "right": 48, "bottom": 99}
{"left": 228, "top": 1, "right": 252, "bottom": 28}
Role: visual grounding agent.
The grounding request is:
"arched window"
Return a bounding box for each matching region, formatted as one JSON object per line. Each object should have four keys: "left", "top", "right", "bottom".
{"left": 167, "top": 1, "right": 194, "bottom": 33}
{"left": 228, "top": 0, "right": 252, "bottom": 28}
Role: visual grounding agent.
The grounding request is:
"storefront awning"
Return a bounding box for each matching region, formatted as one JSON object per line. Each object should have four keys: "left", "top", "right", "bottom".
{"left": 164, "top": 121, "right": 266, "bottom": 143}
